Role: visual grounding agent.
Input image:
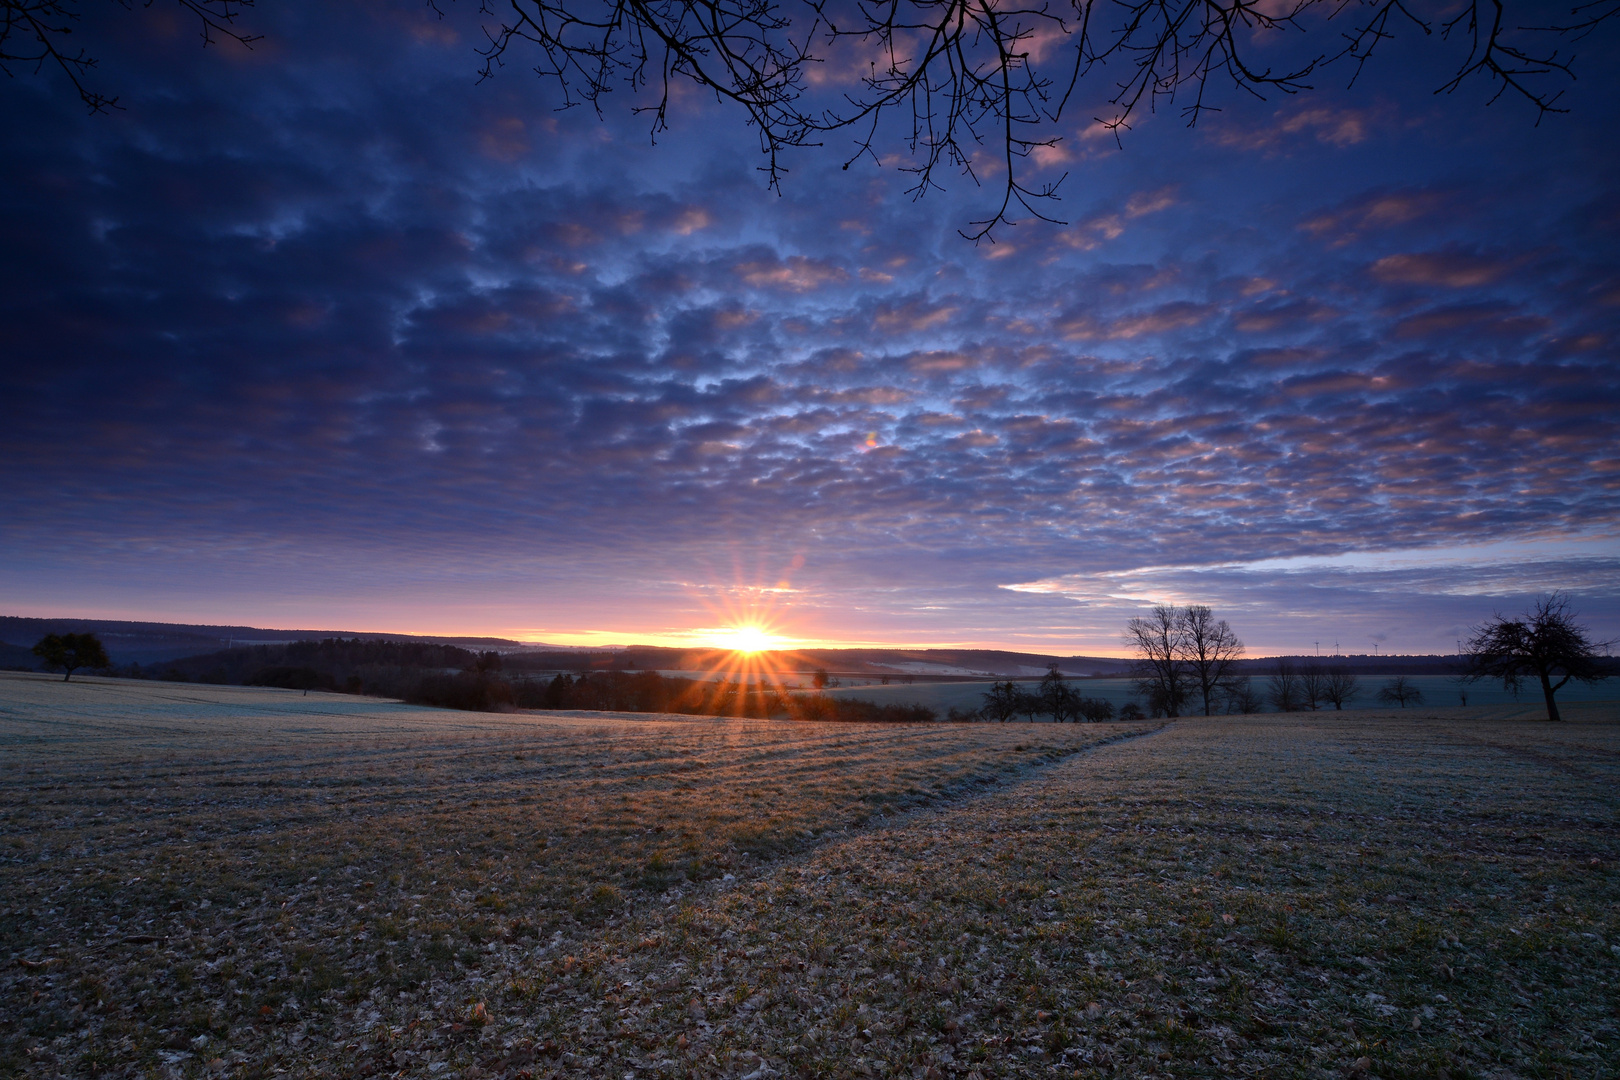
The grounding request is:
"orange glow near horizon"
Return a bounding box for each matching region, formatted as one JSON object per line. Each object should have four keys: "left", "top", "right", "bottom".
{"left": 701, "top": 623, "right": 785, "bottom": 654}
{"left": 674, "top": 587, "right": 817, "bottom": 710}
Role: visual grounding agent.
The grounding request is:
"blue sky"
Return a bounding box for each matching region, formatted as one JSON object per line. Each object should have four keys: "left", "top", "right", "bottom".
{"left": 2, "top": 1, "right": 1616, "bottom": 654}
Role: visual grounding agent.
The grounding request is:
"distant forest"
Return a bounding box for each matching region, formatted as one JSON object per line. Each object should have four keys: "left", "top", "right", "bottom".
{"left": 102, "top": 638, "right": 940, "bottom": 722}
{"left": 4, "top": 624, "right": 1485, "bottom": 722}
{"left": 0, "top": 615, "right": 1475, "bottom": 678}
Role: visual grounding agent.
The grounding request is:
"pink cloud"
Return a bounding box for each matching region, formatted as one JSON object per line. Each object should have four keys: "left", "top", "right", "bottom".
{"left": 734, "top": 255, "right": 849, "bottom": 292}
{"left": 1371, "top": 251, "right": 1517, "bottom": 288}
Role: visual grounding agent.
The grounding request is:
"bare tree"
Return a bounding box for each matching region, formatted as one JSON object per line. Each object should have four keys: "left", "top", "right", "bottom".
{"left": 1016, "top": 683, "right": 1043, "bottom": 722}
{"left": 1, "top": 1, "right": 259, "bottom": 112}
{"left": 980, "top": 680, "right": 1022, "bottom": 723}
{"left": 1266, "top": 659, "right": 1304, "bottom": 712}
{"left": 1075, "top": 695, "right": 1114, "bottom": 722}
{"left": 1321, "top": 666, "right": 1359, "bottom": 711}
{"left": 1125, "top": 606, "right": 1188, "bottom": 718}
{"left": 1375, "top": 675, "right": 1423, "bottom": 709}
{"left": 1180, "top": 605, "right": 1244, "bottom": 717}
{"left": 1126, "top": 603, "right": 1247, "bottom": 718}
{"left": 1040, "top": 667, "right": 1078, "bottom": 722}
{"left": 462, "top": 0, "right": 1620, "bottom": 238}
{"left": 1222, "top": 676, "right": 1261, "bottom": 714}
{"left": 8, "top": 0, "right": 1616, "bottom": 238}
{"left": 1465, "top": 593, "right": 1613, "bottom": 722}
{"left": 1298, "top": 661, "right": 1328, "bottom": 711}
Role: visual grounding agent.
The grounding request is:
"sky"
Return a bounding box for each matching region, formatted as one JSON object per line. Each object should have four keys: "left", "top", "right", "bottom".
{"left": 2, "top": 0, "right": 1617, "bottom": 656}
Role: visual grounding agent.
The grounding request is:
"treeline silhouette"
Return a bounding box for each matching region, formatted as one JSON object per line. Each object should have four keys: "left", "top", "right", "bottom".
{"left": 131, "top": 638, "right": 487, "bottom": 696}
{"left": 420, "top": 669, "right": 939, "bottom": 722}
{"left": 121, "top": 638, "right": 942, "bottom": 721}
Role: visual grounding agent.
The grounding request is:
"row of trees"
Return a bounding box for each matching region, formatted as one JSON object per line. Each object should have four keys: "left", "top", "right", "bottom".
{"left": 1264, "top": 660, "right": 1362, "bottom": 712}
{"left": 1126, "top": 594, "right": 1611, "bottom": 722}
{"left": 413, "top": 668, "right": 943, "bottom": 721}
{"left": 1260, "top": 663, "right": 1423, "bottom": 711}
{"left": 979, "top": 670, "right": 1121, "bottom": 723}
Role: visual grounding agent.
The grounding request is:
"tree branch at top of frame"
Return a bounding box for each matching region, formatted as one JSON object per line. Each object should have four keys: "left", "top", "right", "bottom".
{"left": 7, "top": 0, "right": 1617, "bottom": 238}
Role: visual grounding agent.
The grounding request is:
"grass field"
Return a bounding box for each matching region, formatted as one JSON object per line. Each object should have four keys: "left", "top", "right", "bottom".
{"left": 820, "top": 676, "right": 1620, "bottom": 715}
{"left": 2, "top": 672, "right": 1617, "bottom": 1079}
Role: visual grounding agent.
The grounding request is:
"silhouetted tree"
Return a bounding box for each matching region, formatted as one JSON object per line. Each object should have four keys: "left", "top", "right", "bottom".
{"left": 1117, "top": 702, "right": 1146, "bottom": 722}
{"left": 1180, "top": 605, "right": 1245, "bottom": 716}
{"left": 12, "top": 0, "right": 1613, "bottom": 238}
{"left": 1126, "top": 604, "right": 1244, "bottom": 717}
{"left": 1464, "top": 593, "right": 1612, "bottom": 722}
{"left": 1321, "top": 667, "right": 1360, "bottom": 711}
{"left": 1039, "top": 667, "right": 1078, "bottom": 722}
{"left": 811, "top": 668, "right": 829, "bottom": 689}
{"left": 1075, "top": 696, "right": 1115, "bottom": 722}
{"left": 1376, "top": 675, "right": 1423, "bottom": 708}
{"left": 1222, "top": 676, "right": 1262, "bottom": 714}
{"left": 1266, "top": 659, "right": 1302, "bottom": 712}
{"left": 981, "top": 681, "right": 1023, "bottom": 723}
{"left": 1126, "top": 606, "right": 1189, "bottom": 718}
{"left": 31, "top": 632, "right": 109, "bottom": 682}
{"left": 1298, "top": 662, "right": 1327, "bottom": 710}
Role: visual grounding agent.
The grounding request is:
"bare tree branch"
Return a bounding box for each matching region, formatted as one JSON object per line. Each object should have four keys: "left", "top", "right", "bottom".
{"left": 1, "top": 1, "right": 258, "bottom": 112}
{"left": 8, "top": 0, "right": 1615, "bottom": 237}
{"left": 468, "top": 0, "right": 1616, "bottom": 236}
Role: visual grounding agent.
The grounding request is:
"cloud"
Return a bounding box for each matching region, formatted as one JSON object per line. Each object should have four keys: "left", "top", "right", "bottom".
{"left": 731, "top": 253, "right": 850, "bottom": 292}
{"left": 1004, "top": 538, "right": 1620, "bottom": 652}
{"left": 1391, "top": 304, "right": 1549, "bottom": 341}
{"left": 1300, "top": 188, "right": 1454, "bottom": 246}
{"left": 1126, "top": 186, "right": 1178, "bottom": 218}
{"left": 1058, "top": 301, "right": 1212, "bottom": 340}
{"left": 0, "top": 0, "right": 1617, "bottom": 652}
{"left": 1210, "top": 102, "right": 1386, "bottom": 152}
{"left": 1370, "top": 250, "right": 1519, "bottom": 288}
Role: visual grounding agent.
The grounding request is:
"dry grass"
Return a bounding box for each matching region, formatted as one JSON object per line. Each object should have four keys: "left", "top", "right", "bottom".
{"left": 2, "top": 672, "right": 1617, "bottom": 1079}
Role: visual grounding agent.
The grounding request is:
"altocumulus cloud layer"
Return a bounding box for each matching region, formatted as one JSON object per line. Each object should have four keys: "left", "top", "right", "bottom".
{"left": 2, "top": 1, "right": 1617, "bottom": 652}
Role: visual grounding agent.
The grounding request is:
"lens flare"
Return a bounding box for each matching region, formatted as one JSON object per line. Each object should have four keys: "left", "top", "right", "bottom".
{"left": 665, "top": 552, "right": 822, "bottom": 716}
{"left": 707, "top": 624, "right": 782, "bottom": 653}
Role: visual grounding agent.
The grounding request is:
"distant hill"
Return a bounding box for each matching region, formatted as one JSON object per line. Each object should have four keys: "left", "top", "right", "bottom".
{"left": 506, "top": 645, "right": 1135, "bottom": 679}
{"left": 156, "top": 638, "right": 486, "bottom": 692}
{"left": 0, "top": 619, "right": 1137, "bottom": 677}
{"left": 1, "top": 615, "right": 1473, "bottom": 678}
{"left": 0, "top": 616, "right": 553, "bottom": 666}
{"left": 0, "top": 640, "right": 40, "bottom": 670}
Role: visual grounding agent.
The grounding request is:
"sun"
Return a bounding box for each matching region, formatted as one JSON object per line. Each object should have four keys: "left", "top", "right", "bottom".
{"left": 708, "top": 624, "right": 782, "bottom": 654}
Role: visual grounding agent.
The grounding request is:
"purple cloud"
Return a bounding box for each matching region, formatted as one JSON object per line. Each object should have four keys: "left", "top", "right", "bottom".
{"left": 1, "top": 0, "right": 1617, "bottom": 652}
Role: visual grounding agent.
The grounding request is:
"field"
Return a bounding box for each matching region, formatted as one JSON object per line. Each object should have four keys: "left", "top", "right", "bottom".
{"left": 821, "top": 676, "right": 1620, "bottom": 715}
{"left": 2, "top": 672, "right": 1618, "bottom": 1080}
